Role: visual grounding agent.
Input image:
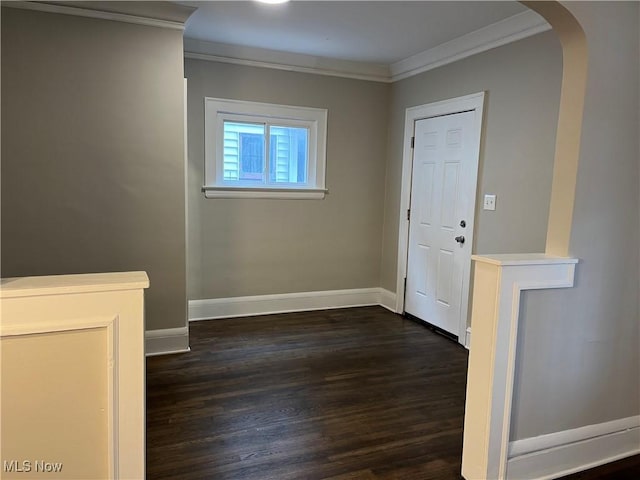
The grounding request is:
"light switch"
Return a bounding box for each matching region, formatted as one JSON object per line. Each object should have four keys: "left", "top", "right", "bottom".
{"left": 483, "top": 194, "right": 496, "bottom": 211}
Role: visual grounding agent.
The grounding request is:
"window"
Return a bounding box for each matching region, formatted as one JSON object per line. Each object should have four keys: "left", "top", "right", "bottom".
{"left": 204, "top": 98, "right": 328, "bottom": 199}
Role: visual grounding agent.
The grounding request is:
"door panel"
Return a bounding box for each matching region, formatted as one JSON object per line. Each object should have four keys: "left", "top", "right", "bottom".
{"left": 405, "top": 110, "right": 476, "bottom": 336}
{"left": 419, "top": 163, "right": 435, "bottom": 226}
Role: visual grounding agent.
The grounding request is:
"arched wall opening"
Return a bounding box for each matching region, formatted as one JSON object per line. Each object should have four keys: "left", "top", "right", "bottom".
{"left": 522, "top": 1, "right": 588, "bottom": 256}
{"left": 462, "top": 3, "right": 639, "bottom": 478}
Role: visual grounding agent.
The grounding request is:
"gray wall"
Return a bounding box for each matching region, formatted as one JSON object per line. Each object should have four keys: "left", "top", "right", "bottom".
{"left": 186, "top": 60, "right": 389, "bottom": 299}
{"left": 380, "top": 31, "right": 563, "bottom": 292}
{"left": 2, "top": 0, "right": 637, "bottom": 447}
{"left": 510, "top": 1, "right": 640, "bottom": 440}
{"left": 1, "top": 8, "right": 187, "bottom": 331}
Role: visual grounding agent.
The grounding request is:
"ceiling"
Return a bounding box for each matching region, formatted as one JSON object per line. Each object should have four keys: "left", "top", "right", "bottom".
{"left": 178, "top": 1, "right": 530, "bottom": 65}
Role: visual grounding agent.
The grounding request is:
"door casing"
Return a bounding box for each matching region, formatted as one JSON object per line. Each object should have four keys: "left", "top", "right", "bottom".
{"left": 395, "top": 92, "right": 485, "bottom": 347}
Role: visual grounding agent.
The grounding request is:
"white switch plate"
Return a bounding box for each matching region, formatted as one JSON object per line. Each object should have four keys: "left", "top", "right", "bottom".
{"left": 484, "top": 194, "right": 496, "bottom": 211}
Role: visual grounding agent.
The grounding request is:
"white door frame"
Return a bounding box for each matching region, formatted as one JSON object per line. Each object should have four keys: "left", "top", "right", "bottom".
{"left": 395, "top": 92, "right": 485, "bottom": 346}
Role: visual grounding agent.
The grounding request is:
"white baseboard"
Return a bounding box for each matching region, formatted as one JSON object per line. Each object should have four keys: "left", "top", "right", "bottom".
{"left": 189, "top": 288, "right": 398, "bottom": 321}
{"left": 145, "top": 326, "right": 190, "bottom": 356}
{"left": 377, "top": 288, "right": 397, "bottom": 312}
{"left": 506, "top": 416, "right": 640, "bottom": 479}
{"left": 464, "top": 327, "right": 472, "bottom": 349}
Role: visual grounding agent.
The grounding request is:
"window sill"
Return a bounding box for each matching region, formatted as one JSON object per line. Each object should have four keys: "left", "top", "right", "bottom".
{"left": 202, "top": 186, "right": 328, "bottom": 200}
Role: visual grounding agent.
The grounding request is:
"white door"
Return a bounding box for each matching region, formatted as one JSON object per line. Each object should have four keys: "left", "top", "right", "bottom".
{"left": 405, "top": 110, "right": 477, "bottom": 338}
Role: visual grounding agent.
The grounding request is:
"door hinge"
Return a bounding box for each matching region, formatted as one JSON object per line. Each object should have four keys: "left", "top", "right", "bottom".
{"left": 411, "top": 136, "right": 415, "bottom": 148}
{"left": 407, "top": 209, "right": 411, "bottom": 221}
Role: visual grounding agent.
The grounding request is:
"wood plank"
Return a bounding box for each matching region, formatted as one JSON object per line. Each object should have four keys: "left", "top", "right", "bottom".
{"left": 146, "top": 306, "right": 639, "bottom": 479}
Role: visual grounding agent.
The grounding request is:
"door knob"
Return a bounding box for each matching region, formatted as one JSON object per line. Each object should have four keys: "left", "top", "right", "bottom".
{"left": 455, "top": 235, "right": 465, "bottom": 244}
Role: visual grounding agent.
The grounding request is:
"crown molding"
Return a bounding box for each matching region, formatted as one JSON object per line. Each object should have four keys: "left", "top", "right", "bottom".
{"left": 184, "top": 38, "right": 391, "bottom": 83}
{"left": 2, "top": 1, "right": 195, "bottom": 31}
{"left": 390, "top": 10, "right": 551, "bottom": 82}
{"left": 184, "top": 10, "right": 550, "bottom": 84}
{"left": 5, "top": 3, "right": 550, "bottom": 81}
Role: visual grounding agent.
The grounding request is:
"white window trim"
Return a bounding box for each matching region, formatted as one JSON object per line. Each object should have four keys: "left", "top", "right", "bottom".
{"left": 203, "top": 97, "right": 328, "bottom": 199}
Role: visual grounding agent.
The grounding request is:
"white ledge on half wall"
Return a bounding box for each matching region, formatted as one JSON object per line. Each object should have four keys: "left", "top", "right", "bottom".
{"left": 461, "top": 253, "right": 580, "bottom": 480}
{"left": 0, "top": 271, "right": 150, "bottom": 298}
{"left": 471, "top": 253, "right": 579, "bottom": 267}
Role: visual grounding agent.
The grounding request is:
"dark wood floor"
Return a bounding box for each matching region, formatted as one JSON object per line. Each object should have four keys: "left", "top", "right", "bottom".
{"left": 147, "top": 306, "right": 640, "bottom": 479}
